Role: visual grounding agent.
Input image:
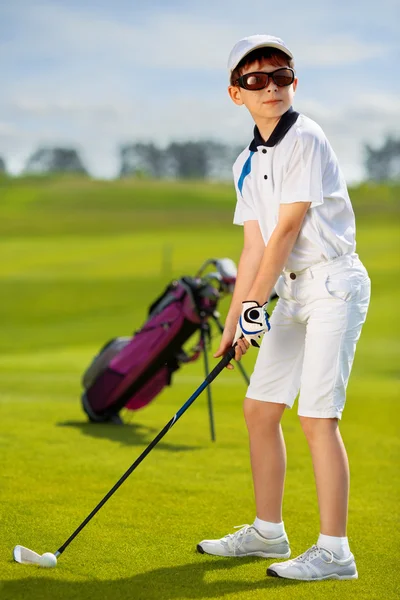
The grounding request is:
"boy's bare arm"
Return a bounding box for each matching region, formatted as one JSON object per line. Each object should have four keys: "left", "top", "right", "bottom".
{"left": 216, "top": 203, "right": 310, "bottom": 363}
{"left": 224, "top": 220, "right": 265, "bottom": 331}
{"left": 247, "top": 202, "right": 311, "bottom": 305}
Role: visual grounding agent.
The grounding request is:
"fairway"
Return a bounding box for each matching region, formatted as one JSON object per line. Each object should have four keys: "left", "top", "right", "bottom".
{"left": 0, "top": 178, "right": 399, "bottom": 600}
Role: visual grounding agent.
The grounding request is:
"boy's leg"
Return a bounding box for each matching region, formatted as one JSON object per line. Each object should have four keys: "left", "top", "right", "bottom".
{"left": 244, "top": 399, "right": 287, "bottom": 524}
{"left": 294, "top": 269, "right": 370, "bottom": 542}
{"left": 267, "top": 263, "right": 370, "bottom": 580}
{"left": 299, "top": 416, "right": 349, "bottom": 537}
{"left": 267, "top": 418, "right": 357, "bottom": 581}
{"left": 197, "top": 399, "right": 294, "bottom": 558}
{"left": 197, "top": 401, "right": 291, "bottom": 559}
{"left": 243, "top": 297, "right": 305, "bottom": 529}
{"left": 197, "top": 299, "right": 305, "bottom": 558}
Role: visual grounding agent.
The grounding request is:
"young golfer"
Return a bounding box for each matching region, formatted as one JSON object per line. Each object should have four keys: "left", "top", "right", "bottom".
{"left": 197, "top": 35, "right": 371, "bottom": 581}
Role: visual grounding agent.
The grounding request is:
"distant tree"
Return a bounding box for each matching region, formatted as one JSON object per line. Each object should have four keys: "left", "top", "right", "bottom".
{"left": 24, "top": 147, "right": 88, "bottom": 175}
{"left": 205, "top": 142, "right": 245, "bottom": 180}
{"left": 0, "top": 156, "right": 5, "bottom": 173}
{"left": 364, "top": 136, "right": 400, "bottom": 182}
{"left": 118, "top": 140, "right": 246, "bottom": 180}
{"left": 166, "top": 142, "right": 209, "bottom": 179}
{"left": 119, "top": 143, "right": 166, "bottom": 178}
{"left": 119, "top": 141, "right": 211, "bottom": 179}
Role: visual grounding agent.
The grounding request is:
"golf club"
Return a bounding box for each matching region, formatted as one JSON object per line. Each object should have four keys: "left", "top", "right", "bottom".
{"left": 13, "top": 345, "right": 236, "bottom": 567}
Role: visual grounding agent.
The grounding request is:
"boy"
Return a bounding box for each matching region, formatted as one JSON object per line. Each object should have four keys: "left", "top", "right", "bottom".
{"left": 197, "top": 35, "right": 371, "bottom": 581}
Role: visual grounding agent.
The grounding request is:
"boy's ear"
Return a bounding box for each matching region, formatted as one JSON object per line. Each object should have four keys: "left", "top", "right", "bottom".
{"left": 228, "top": 85, "right": 244, "bottom": 106}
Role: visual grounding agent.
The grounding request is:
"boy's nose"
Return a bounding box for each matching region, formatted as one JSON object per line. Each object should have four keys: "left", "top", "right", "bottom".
{"left": 267, "top": 81, "right": 278, "bottom": 91}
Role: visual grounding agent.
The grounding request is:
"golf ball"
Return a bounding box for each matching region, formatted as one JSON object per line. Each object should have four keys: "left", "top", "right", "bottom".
{"left": 39, "top": 553, "right": 57, "bottom": 568}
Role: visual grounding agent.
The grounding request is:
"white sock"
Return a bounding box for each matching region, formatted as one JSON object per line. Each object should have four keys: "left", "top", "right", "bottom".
{"left": 317, "top": 533, "right": 351, "bottom": 559}
{"left": 253, "top": 517, "right": 285, "bottom": 538}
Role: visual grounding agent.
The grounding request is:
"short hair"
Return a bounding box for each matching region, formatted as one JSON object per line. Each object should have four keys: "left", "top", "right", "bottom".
{"left": 230, "top": 48, "right": 295, "bottom": 86}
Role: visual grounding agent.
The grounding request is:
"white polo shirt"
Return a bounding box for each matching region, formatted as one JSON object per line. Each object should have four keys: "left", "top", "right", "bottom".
{"left": 233, "top": 108, "right": 356, "bottom": 272}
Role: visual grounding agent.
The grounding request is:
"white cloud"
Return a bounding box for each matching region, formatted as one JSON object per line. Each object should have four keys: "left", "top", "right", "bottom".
{"left": 0, "top": 122, "right": 18, "bottom": 136}
{"left": 294, "top": 35, "right": 389, "bottom": 66}
{"left": 1, "top": 3, "right": 238, "bottom": 70}
{"left": 1, "top": 0, "right": 396, "bottom": 74}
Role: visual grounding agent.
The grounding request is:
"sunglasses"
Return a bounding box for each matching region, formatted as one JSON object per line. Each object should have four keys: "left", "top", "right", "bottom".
{"left": 235, "top": 68, "right": 295, "bottom": 91}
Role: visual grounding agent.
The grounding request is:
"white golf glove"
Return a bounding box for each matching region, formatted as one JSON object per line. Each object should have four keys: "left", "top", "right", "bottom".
{"left": 233, "top": 300, "right": 270, "bottom": 348}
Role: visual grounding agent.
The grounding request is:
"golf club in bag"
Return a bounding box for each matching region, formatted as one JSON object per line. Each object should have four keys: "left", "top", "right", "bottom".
{"left": 81, "top": 258, "right": 250, "bottom": 441}
{"left": 13, "top": 344, "right": 236, "bottom": 567}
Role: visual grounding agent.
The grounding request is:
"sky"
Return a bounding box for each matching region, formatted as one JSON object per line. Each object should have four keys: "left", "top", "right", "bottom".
{"left": 1, "top": 0, "right": 399, "bottom": 182}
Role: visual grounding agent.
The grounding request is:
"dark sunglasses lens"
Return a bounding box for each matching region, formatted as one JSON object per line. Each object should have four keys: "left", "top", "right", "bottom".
{"left": 243, "top": 73, "right": 268, "bottom": 90}
{"left": 273, "top": 69, "right": 294, "bottom": 86}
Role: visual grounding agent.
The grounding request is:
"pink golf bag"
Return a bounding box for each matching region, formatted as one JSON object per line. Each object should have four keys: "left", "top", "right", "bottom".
{"left": 81, "top": 259, "right": 249, "bottom": 438}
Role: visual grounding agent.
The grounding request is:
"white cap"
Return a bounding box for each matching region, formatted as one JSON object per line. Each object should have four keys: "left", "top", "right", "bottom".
{"left": 227, "top": 34, "right": 293, "bottom": 73}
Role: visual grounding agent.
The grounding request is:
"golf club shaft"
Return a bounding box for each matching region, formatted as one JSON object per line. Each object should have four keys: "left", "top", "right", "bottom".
{"left": 200, "top": 321, "right": 216, "bottom": 442}
{"left": 213, "top": 315, "right": 250, "bottom": 385}
{"left": 55, "top": 345, "right": 236, "bottom": 556}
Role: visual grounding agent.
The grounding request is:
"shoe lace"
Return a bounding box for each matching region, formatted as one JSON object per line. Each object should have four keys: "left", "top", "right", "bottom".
{"left": 297, "top": 544, "right": 334, "bottom": 564}
{"left": 222, "top": 525, "right": 253, "bottom": 555}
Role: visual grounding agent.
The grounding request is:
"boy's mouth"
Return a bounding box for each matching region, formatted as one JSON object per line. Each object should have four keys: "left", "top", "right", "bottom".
{"left": 263, "top": 99, "right": 282, "bottom": 104}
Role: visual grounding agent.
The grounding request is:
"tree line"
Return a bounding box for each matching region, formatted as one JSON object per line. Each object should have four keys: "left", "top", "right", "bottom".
{"left": 0, "top": 137, "right": 399, "bottom": 182}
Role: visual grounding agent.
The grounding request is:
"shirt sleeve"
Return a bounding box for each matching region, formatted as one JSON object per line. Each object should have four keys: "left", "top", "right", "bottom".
{"left": 280, "top": 130, "right": 325, "bottom": 208}
{"left": 232, "top": 170, "right": 257, "bottom": 225}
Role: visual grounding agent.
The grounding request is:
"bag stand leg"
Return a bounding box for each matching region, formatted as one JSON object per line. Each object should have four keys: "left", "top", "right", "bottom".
{"left": 200, "top": 320, "right": 216, "bottom": 442}
{"left": 212, "top": 314, "right": 250, "bottom": 386}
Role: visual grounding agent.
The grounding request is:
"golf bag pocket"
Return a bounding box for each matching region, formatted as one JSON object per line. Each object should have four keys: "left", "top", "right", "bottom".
{"left": 84, "top": 306, "right": 184, "bottom": 414}
{"left": 82, "top": 337, "right": 131, "bottom": 389}
{"left": 125, "top": 366, "right": 172, "bottom": 410}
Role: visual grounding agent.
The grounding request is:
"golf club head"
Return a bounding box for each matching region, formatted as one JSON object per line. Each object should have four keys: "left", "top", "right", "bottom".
{"left": 214, "top": 258, "right": 237, "bottom": 279}
{"left": 214, "top": 258, "right": 237, "bottom": 293}
{"left": 13, "top": 545, "right": 41, "bottom": 565}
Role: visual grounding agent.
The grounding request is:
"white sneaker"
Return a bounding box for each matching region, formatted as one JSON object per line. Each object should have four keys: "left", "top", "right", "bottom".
{"left": 267, "top": 544, "right": 358, "bottom": 581}
{"left": 197, "top": 525, "right": 291, "bottom": 558}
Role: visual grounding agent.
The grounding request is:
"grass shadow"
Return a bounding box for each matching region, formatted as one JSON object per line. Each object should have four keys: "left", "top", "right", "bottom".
{"left": 1, "top": 557, "right": 300, "bottom": 600}
{"left": 57, "top": 420, "right": 203, "bottom": 452}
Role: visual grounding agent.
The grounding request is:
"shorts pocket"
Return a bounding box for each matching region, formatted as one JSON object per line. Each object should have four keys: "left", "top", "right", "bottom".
{"left": 275, "top": 275, "right": 292, "bottom": 301}
{"left": 324, "top": 276, "right": 353, "bottom": 302}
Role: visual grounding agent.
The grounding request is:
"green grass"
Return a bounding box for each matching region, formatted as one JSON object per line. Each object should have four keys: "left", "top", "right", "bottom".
{"left": 0, "top": 177, "right": 399, "bottom": 600}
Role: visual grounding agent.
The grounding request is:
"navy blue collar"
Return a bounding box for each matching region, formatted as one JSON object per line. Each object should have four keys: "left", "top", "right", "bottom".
{"left": 249, "top": 107, "right": 300, "bottom": 151}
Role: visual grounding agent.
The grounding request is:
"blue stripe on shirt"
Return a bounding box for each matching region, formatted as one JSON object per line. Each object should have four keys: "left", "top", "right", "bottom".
{"left": 238, "top": 151, "right": 255, "bottom": 196}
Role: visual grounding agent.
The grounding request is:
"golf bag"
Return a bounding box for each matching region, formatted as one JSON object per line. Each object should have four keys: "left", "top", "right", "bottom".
{"left": 81, "top": 259, "right": 250, "bottom": 439}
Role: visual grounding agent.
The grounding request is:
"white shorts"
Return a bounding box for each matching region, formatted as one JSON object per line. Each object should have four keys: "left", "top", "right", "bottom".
{"left": 246, "top": 254, "right": 371, "bottom": 419}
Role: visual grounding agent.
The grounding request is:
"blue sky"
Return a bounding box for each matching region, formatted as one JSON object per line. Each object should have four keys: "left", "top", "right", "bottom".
{"left": 1, "top": 0, "right": 399, "bottom": 181}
